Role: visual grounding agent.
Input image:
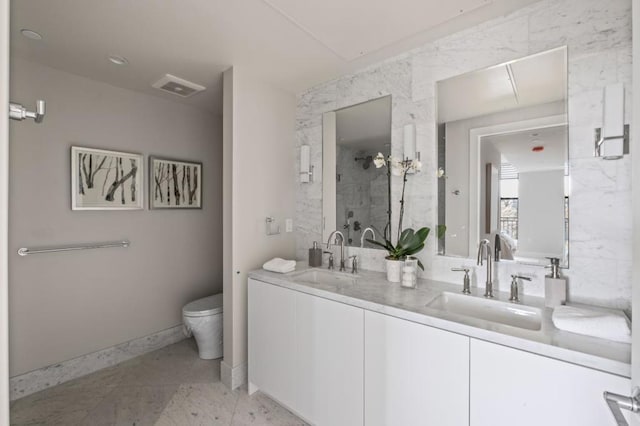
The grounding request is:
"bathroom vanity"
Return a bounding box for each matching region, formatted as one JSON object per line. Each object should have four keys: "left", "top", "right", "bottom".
{"left": 248, "top": 266, "right": 630, "bottom": 426}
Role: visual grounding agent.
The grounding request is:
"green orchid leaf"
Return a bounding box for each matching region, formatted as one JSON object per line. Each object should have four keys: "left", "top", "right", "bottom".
{"left": 398, "top": 228, "right": 414, "bottom": 247}
{"left": 415, "top": 227, "right": 431, "bottom": 241}
{"left": 366, "top": 238, "right": 393, "bottom": 252}
{"left": 417, "top": 259, "right": 424, "bottom": 271}
{"left": 404, "top": 242, "right": 425, "bottom": 256}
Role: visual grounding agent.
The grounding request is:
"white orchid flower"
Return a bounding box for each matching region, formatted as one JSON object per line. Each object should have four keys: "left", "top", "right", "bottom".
{"left": 437, "top": 167, "right": 446, "bottom": 178}
{"left": 412, "top": 160, "right": 422, "bottom": 171}
{"left": 373, "top": 152, "right": 386, "bottom": 168}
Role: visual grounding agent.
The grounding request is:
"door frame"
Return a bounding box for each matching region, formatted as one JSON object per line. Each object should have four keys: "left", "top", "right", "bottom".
{"left": 0, "top": 0, "right": 10, "bottom": 423}
{"left": 467, "top": 114, "right": 567, "bottom": 260}
{"left": 632, "top": 0, "right": 639, "bottom": 408}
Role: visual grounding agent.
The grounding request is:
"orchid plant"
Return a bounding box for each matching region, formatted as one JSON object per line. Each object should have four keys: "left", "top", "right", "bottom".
{"left": 366, "top": 152, "right": 433, "bottom": 270}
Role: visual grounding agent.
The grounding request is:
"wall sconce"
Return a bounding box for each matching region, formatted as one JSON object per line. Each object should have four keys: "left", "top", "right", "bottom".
{"left": 300, "top": 145, "right": 313, "bottom": 183}
{"left": 595, "top": 83, "right": 629, "bottom": 160}
{"left": 403, "top": 124, "right": 419, "bottom": 173}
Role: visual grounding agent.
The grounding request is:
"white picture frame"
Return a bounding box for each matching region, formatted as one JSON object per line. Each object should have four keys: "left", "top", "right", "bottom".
{"left": 71, "top": 146, "right": 144, "bottom": 210}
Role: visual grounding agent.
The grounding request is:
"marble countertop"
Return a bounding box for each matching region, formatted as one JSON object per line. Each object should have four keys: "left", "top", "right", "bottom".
{"left": 249, "top": 263, "right": 631, "bottom": 378}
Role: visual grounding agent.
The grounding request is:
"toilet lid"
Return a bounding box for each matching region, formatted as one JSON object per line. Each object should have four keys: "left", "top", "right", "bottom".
{"left": 183, "top": 294, "right": 223, "bottom": 317}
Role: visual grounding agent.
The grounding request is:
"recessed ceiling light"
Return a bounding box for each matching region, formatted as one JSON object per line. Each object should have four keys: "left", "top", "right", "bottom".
{"left": 107, "top": 55, "right": 128, "bottom": 66}
{"left": 21, "top": 29, "right": 42, "bottom": 40}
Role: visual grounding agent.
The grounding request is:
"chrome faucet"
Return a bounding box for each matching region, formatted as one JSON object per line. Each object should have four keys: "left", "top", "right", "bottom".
{"left": 360, "top": 227, "right": 376, "bottom": 248}
{"left": 349, "top": 255, "right": 358, "bottom": 274}
{"left": 324, "top": 251, "right": 334, "bottom": 270}
{"left": 509, "top": 274, "right": 531, "bottom": 303}
{"left": 477, "top": 239, "right": 493, "bottom": 298}
{"left": 326, "top": 230, "right": 346, "bottom": 272}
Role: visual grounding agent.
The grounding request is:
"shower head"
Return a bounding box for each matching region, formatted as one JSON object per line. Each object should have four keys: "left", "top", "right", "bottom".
{"left": 354, "top": 155, "right": 373, "bottom": 169}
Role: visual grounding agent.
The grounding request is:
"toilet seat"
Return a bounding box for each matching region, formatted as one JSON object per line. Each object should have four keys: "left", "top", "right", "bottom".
{"left": 183, "top": 294, "right": 223, "bottom": 317}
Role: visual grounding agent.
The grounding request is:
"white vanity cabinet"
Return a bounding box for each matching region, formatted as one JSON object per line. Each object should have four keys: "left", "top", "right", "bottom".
{"left": 249, "top": 277, "right": 631, "bottom": 426}
{"left": 469, "top": 338, "right": 630, "bottom": 426}
{"left": 248, "top": 278, "right": 364, "bottom": 426}
{"left": 295, "top": 291, "right": 364, "bottom": 425}
{"left": 247, "top": 278, "right": 297, "bottom": 409}
{"left": 364, "top": 310, "right": 470, "bottom": 426}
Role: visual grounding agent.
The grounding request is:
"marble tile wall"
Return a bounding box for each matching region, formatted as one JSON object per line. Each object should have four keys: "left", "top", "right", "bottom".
{"left": 295, "top": 0, "right": 633, "bottom": 310}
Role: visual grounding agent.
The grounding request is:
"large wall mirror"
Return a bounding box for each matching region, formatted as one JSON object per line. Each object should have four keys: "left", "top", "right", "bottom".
{"left": 436, "top": 47, "right": 569, "bottom": 267}
{"left": 322, "top": 95, "right": 392, "bottom": 248}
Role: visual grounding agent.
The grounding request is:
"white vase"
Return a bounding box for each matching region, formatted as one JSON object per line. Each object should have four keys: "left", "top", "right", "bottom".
{"left": 385, "top": 258, "right": 403, "bottom": 282}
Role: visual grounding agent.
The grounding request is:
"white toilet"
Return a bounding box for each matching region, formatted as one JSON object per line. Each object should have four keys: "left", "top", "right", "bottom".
{"left": 182, "top": 293, "right": 223, "bottom": 360}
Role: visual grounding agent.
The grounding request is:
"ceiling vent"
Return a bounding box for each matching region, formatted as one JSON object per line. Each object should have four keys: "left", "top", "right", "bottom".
{"left": 152, "top": 74, "right": 206, "bottom": 98}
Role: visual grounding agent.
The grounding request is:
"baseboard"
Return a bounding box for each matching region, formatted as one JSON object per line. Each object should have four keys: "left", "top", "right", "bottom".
{"left": 220, "top": 360, "right": 247, "bottom": 390}
{"left": 10, "top": 324, "right": 186, "bottom": 401}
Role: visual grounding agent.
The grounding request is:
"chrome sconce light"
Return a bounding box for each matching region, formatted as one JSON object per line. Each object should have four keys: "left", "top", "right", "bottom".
{"left": 403, "top": 123, "right": 420, "bottom": 173}
{"left": 300, "top": 145, "right": 314, "bottom": 183}
{"left": 595, "top": 83, "right": 628, "bottom": 160}
{"left": 9, "top": 100, "right": 46, "bottom": 123}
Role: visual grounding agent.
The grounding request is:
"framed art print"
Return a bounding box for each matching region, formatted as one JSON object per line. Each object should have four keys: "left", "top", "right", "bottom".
{"left": 149, "top": 157, "right": 202, "bottom": 209}
{"left": 71, "top": 146, "right": 144, "bottom": 210}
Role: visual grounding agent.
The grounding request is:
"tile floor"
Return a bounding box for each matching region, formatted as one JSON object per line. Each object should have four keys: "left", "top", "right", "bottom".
{"left": 10, "top": 339, "right": 307, "bottom": 425}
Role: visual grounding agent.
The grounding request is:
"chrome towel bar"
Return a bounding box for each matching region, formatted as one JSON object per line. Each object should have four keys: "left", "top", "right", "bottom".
{"left": 17, "top": 240, "right": 130, "bottom": 256}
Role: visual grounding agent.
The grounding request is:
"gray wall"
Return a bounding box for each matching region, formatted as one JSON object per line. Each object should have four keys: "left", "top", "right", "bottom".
{"left": 8, "top": 58, "right": 222, "bottom": 376}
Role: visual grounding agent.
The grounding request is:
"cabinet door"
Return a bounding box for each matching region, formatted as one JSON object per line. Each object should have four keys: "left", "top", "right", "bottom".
{"left": 364, "top": 310, "right": 470, "bottom": 426}
{"left": 470, "top": 338, "right": 630, "bottom": 426}
{"left": 248, "top": 279, "right": 297, "bottom": 409}
{"left": 296, "top": 292, "right": 364, "bottom": 426}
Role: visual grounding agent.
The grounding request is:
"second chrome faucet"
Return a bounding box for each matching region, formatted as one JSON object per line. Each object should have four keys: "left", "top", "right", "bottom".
{"left": 326, "top": 230, "right": 346, "bottom": 272}
{"left": 477, "top": 239, "right": 493, "bottom": 298}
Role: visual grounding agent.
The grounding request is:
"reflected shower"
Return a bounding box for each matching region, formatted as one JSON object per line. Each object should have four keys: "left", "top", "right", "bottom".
{"left": 355, "top": 155, "right": 373, "bottom": 169}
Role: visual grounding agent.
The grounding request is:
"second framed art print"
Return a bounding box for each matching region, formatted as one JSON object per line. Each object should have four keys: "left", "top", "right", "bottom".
{"left": 149, "top": 157, "right": 202, "bottom": 209}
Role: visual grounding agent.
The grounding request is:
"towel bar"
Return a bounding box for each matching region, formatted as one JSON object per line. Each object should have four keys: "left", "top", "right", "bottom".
{"left": 17, "top": 240, "right": 130, "bottom": 256}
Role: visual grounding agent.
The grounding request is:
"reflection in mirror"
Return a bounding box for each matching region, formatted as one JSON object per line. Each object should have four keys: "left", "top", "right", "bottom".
{"left": 436, "top": 47, "right": 568, "bottom": 267}
{"left": 322, "top": 95, "right": 391, "bottom": 248}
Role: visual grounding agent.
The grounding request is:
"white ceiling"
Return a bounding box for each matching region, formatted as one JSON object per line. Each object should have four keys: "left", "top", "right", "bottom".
{"left": 336, "top": 96, "right": 391, "bottom": 153}
{"left": 438, "top": 47, "right": 567, "bottom": 123}
{"left": 483, "top": 125, "right": 568, "bottom": 173}
{"left": 264, "top": 0, "right": 491, "bottom": 60}
{"left": 10, "top": 0, "right": 540, "bottom": 115}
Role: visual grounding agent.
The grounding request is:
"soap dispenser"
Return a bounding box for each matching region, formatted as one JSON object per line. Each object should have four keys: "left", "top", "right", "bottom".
{"left": 544, "top": 257, "right": 566, "bottom": 307}
{"left": 308, "top": 241, "right": 323, "bottom": 267}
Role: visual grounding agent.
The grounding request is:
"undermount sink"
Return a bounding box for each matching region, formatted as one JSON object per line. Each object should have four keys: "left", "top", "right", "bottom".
{"left": 427, "top": 291, "right": 542, "bottom": 331}
{"left": 290, "top": 269, "right": 357, "bottom": 286}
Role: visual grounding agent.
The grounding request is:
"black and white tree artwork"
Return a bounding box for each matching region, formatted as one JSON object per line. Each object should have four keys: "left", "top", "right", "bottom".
{"left": 71, "top": 147, "right": 143, "bottom": 210}
{"left": 150, "top": 157, "right": 202, "bottom": 209}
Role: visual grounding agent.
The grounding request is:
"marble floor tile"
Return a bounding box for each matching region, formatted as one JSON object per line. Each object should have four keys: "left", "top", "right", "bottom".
{"left": 10, "top": 381, "right": 116, "bottom": 425}
{"left": 10, "top": 339, "right": 306, "bottom": 426}
{"left": 231, "top": 387, "right": 307, "bottom": 426}
{"left": 155, "top": 382, "right": 238, "bottom": 426}
{"left": 83, "top": 384, "right": 179, "bottom": 426}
